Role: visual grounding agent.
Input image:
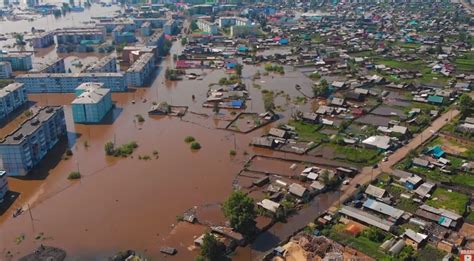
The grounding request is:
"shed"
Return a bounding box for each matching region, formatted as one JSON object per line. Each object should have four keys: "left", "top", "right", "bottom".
{"left": 365, "top": 184, "right": 387, "bottom": 199}
{"left": 412, "top": 158, "right": 430, "bottom": 168}
{"left": 257, "top": 199, "right": 281, "bottom": 213}
{"left": 288, "top": 183, "right": 308, "bottom": 198}
{"left": 268, "top": 128, "right": 288, "bottom": 139}
{"left": 363, "top": 198, "right": 404, "bottom": 220}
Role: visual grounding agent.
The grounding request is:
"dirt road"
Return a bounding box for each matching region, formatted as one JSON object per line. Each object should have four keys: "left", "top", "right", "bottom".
{"left": 240, "top": 107, "right": 460, "bottom": 260}
{"left": 460, "top": 0, "right": 474, "bottom": 13}
{"left": 334, "top": 107, "right": 460, "bottom": 207}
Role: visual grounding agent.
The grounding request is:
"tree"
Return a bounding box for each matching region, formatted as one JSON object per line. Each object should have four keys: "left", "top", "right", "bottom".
{"left": 196, "top": 233, "right": 227, "bottom": 261}
{"left": 416, "top": 113, "right": 431, "bottom": 126}
{"left": 222, "top": 191, "right": 257, "bottom": 237}
{"left": 235, "top": 64, "right": 243, "bottom": 78}
{"left": 190, "top": 20, "right": 198, "bottom": 31}
{"left": 212, "top": 101, "right": 220, "bottom": 115}
{"left": 15, "top": 34, "right": 25, "bottom": 45}
{"left": 320, "top": 169, "right": 330, "bottom": 185}
{"left": 459, "top": 93, "right": 473, "bottom": 117}
{"left": 312, "top": 80, "right": 329, "bottom": 97}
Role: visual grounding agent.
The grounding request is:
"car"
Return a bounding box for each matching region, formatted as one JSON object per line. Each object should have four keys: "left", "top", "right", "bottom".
{"left": 342, "top": 178, "right": 352, "bottom": 185}
{"left": 383, "top": 157, "right": 388, "bottom": 162}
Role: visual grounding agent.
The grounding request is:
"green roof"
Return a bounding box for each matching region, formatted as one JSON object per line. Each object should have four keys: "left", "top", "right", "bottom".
{"left": 427, "top": 95, "right": 444, "bottom": 104}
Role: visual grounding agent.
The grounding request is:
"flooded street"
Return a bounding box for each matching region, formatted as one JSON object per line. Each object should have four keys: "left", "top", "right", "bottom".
{"left": 0, "top": 20, "right": 326, "bottom": 259}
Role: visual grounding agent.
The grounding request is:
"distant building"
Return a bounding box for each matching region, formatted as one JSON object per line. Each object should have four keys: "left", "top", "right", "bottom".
{"left": 32, "top": 31, "right": 55, "bottom": 48}
{"left": 146, "top": 30, "right": 166, "bottom": 55}
{"left": 0, "top": 83, "right": 28, "bottom": 121}
{"left": 84, "top": 55, "right": 117, "bottom": 73}
{"left": 163, "top": 19, "right": 177, "bottom": 35}
{"left": 126, "top": 53, "right": 155, "bottom": 87}
{"left": 112, "top": 25, "right": 137, "bottom": 44}
{"left": 0, "top": 62, "right": 13, "bottom": 79}
{"left": 0, "top": 170, "right": 8, "bottom": 202}
{"left": 218, "top": 17, "right": 250, "bottom": 28}
{"left": 121, "top": 46, "right": 157, "bottom": 64}
{"left": 141, "top": 22, "right": 152, "bottom": 36}
{"left": 16, "top": 73, "right": 127, "bottom": 93}
{"left": 55, "top": 27, "right": 106, "bottom": 45}
{"left": 0, "top": 53, "right": 33, "bottom": 71}
{"left": 0, "top": 106, "right": 66, "bottom": 176}
{"left": 72, "top": 82, "right": 112, "bottom": 123}
{"left": 196, "top": 19, "right": 218, "bottom": 35}
{"left": 97, "top": 20, "right": 136, "bottom": 33}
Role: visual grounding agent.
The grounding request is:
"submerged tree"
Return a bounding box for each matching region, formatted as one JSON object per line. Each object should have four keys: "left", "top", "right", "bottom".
{"left": 222, "top": 191, "right": 257, "bottom": 237}
{"left": 196, "top": 233, "right": 227, "bottom": 261}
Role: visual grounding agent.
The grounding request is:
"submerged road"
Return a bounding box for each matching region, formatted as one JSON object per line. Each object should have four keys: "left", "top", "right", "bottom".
{"left": 245, "top": 107, "right": 460, "bottom": 260}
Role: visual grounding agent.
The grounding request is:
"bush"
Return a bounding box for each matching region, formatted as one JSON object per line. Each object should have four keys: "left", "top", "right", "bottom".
{"left": 184, "top": 136, "right": 195, "bottom": 143}
{"left": 105, "top": 141, "right": 138, "bottom": 157}
{"left": 229, "top": 149, "right": 236, "bottom": 156}
{"left": 190, "top": 142, "right": 201, "bottom": 150}
{"left": 135, "top": 114, "right": 145, "bottom": 123}
{"left": 67, "top": 171, "right": 81, "bottom": 180}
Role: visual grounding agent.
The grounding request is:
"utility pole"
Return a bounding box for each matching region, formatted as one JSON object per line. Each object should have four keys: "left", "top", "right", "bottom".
{"left": 28, "top": 203, "right": 35, "bottom": 233}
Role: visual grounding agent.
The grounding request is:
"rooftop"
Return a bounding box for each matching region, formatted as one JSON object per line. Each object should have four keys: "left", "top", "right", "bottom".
{"left": 127, "top": 53, "right": 155, "bottom": 73}
{"left": 0, "top": 106, "right": 63, "bottom": 145}
{"left": 72, "top": 82, "right": 110, "bottom": 104}
{"left": 0, "top": 83, "right": 24, "bottom": 98}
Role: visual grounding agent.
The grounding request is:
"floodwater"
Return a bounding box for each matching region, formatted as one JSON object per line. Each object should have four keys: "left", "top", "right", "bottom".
{"left": 0, "top": 8, "right": 345, "bottom": 260}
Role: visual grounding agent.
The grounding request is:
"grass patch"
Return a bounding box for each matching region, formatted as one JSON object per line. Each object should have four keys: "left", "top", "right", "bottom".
{"left": 396, "top": 198, "right": 419, "bottom": 213}
{"left": 426, "top": 187, "right": 468, "bottom": 215}
{"left": 264, "top": 63, "right": 284, "bottom": 74}
{"left": 326, "top": 224, "right": 392, "bottom": 261}
{"left": 331, "top": 144, "right": 381, "bottom": 165}
{"left": 374, "top": 58, "right": 424, "bottom": 70}
{"left": 288, "top": 120, "right": 327, "bottom": 143}
{"left": 416, "top": 245, "right": 447, "bottom": 260}
{"left": 261, "top": 89, "right": 275, "bottom": 111}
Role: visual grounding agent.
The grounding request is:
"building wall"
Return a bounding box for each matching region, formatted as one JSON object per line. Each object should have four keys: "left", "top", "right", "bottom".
{"left": 0, "top": 171, "right": 8, "bottom": 201}
{"left": 0, "top": 55, "right": 33, "bottom": 71}
{"left": 0, "top": 107, "right": 66, "bottom": 176}
{"left": 16, "top": 74, "right": 127, "bottom": 93}
{"left": 72, "top": 92, "right": 112, "bottom": 123}
{"left": 0, "top": 84, "right": 28, "bottom": 121}
{"left": 32, "top": 32, "right": 55, "bottom": 48}
{"left": 197, "top": 19, "right": 218, "bottom": 35}
{"left": 0, "top": 62, "right": 13, "bottom": 79}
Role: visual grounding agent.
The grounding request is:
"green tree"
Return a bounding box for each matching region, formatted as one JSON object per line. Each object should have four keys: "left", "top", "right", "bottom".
{"left": 235, "top": 64, "right": 243, "bottom": 77}
{"left": 313, "top": 81, "right": 329, "bottom": 97}
{"left": 196, "top": 233, "right": 227, "bottom": 261}
{"left": 320, "top": 169, "right": 330, "bottom": 185}
{"left": 222, "top": 191, "right": 257, "bottom": 237}
{"left": 459, "top": 93, "right": 473, "bottom": 117}
{"left": 190, "top": 20, "right": 199, "bottom": 31}
{"left": 15, "top": 34, "right": 25, "bottom": 45}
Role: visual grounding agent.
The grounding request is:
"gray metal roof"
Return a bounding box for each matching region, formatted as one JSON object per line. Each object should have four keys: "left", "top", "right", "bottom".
{"left": 339, "top": 206, "right": 394, "bottom": 232}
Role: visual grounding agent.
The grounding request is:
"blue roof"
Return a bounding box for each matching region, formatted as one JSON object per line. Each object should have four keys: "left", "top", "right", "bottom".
{"left": 428, "top": 145, "right": 445, "bottom": 158}
{"left": 230, "top": 100, "right": 243, "bottom": 108}
{"left": 279, "top": 39, "right": 289, "bottom": 45}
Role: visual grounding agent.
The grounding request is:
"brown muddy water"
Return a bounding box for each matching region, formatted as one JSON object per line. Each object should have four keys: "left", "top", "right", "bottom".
{"left": 0, "top": 34, "right": 332, "bottom": 260}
